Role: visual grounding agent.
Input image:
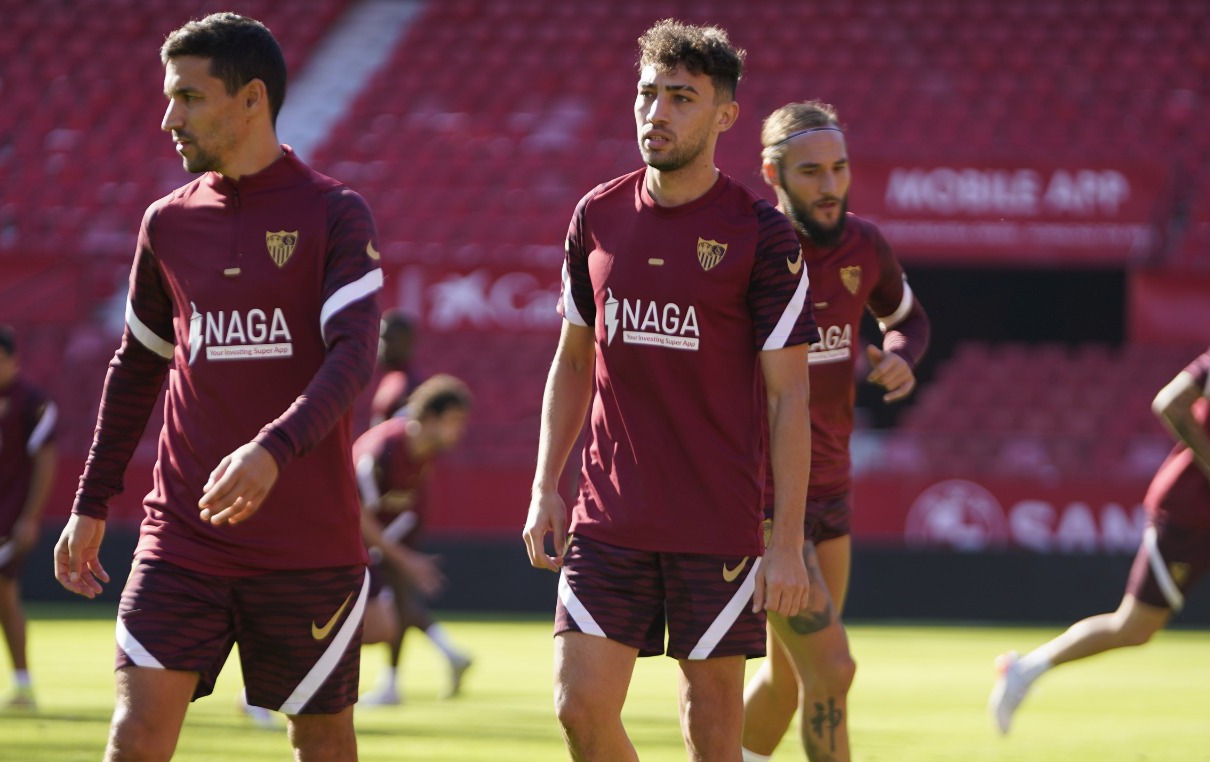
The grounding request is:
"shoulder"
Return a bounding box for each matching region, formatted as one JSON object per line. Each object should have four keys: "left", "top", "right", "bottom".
{"left": 846, "top": 213, "right": 890, "bottom": 250}
{"left": 143, "top": 176, "right": 208, "bottom": 228}
{"left": 578, "top": 170, "right": 642, "bottom": 212}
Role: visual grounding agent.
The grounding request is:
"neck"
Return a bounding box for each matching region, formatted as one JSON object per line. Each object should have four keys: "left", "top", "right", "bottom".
{"left": 406, "top": 426, "right": 436, "bottom": 460}
{"left": 220, "top": 130, "right": 284, "bottom": 182}
{"left": 645, "top": 161, "right": 719, "bottom": 207}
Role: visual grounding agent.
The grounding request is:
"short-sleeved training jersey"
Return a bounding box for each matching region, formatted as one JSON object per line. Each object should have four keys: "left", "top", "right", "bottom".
{"left": 0, "top": 373, "right": 56, "bottom": 531}
{"left": 559, "top": 168, "right": 818, "bottom": 556}
{"left": 1146, "top": 348, "right": 1210, "bottom": 530}
{"left": 74, "top": 147, "right": 382, "bottom": 574}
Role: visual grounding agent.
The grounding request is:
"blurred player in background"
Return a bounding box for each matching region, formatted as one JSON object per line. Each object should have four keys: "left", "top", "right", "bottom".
{"left": 53, "top": 14, "right": 381, "bottom": 760}
{"left": 356, "top": 374, "right": 474, "bottom": 705}
{"left": 742, "top": 102, "right": 930, "bottom": 762}
{"left": 989, "top": 346, "right": 1210, "bottom": 734}
{"left": 524, "top": 19, "right": 816, "bottom": 761}
{"left": 369, "top": 310, "right": 421, "bottom": 427}
{"left": 0, "top": 326, "right": 57, "bottom": 708}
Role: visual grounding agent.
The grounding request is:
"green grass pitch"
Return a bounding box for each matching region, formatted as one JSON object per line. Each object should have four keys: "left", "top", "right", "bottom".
{"left": 2, "top": 604, "right": 1208, "bottom": 760}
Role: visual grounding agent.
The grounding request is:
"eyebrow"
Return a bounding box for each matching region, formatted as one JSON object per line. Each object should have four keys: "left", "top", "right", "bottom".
{"left": 794, "top": 158, "right": 849, "bottom": 170}
{"left": 637, "top": 81, "right": 702, "bottom": 96}
{"left": 166, "top": 85, "right": 204, "bottom": 98}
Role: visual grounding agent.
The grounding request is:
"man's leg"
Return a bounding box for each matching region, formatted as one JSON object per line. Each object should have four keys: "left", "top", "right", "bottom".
{"left": 0, "top": 577, "right": 33, "bottom": 703}
{"left": 105, "top": 666, "right": 197, "bottom": 762}
{"left": 679, "top": 654, "right": 747, "bottom": 762}
{"left": 742, "top": 536, "right": 855, "bottom": 761}
{"left": 554, "top": 631, "right": 640, "bottom": 762}
{"left": 990, "top": 593, "right": 1169, "bottom": 734}
{"left": 287, "top": 707, "right": 357, "bottom": 762}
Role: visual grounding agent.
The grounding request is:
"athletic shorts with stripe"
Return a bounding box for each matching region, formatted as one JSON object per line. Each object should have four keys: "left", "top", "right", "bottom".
{"left": 554, "top": 535, "right": 767, "bottom": 660}
{"left": 765, "top": 492, "right": 851, "bottom": 546}
{"left": 116, "top": 559, "right": 369, "bottom": 714}
{"left": 1126, "top": 515, "right": 1210, "bottom": 612}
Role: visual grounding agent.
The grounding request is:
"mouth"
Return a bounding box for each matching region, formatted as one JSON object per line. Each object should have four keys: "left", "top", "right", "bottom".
{"left": 642, "top": 131, "right": 672, "bottom": 149}
{"left": 815, "top": 199, "right": 840, "bottom": 212}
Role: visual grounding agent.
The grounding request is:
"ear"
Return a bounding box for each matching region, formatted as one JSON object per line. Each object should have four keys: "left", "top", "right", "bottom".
{"left": 242, "top": 78, "right": 267, "bottom": 114}
{"left": 761, "top": 160, "right": 780, "bottom": 189}
{"left": 715, "top": 100, "right": 739, "bottom": 134}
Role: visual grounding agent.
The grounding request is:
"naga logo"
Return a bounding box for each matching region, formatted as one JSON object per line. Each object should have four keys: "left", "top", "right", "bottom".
{"left": 604, "top": 289, "right": 700, "bottom": 350}
{"left": 187, "top": 302, "right": 294, "bottom": 365}
{"left": 904, "top": 479, "right": 1008, "bottom": 552}
{"left": 807, "top": 323, "right": 853, "bottom": 365}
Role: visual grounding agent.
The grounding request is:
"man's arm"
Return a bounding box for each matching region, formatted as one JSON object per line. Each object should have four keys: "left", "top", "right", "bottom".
{"left": 523, "top": 321, "right": 595, "bottom": 571}
{"left": 1152, "top": 370, "right": 1210, "bottom": 480}
{"left": 756, "top": 344, "right": 811, "bottom": 617}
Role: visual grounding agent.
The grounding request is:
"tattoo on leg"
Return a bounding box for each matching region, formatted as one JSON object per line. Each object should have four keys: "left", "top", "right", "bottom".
{"left": 787, "top": 604, "right": 833, "bottom": 634}
{"left": 809, "top": 697, "right": 844, "bottom": 754}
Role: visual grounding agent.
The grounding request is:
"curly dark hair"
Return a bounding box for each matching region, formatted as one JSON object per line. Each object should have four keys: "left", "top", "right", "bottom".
{"left": 637, "top": 19, "right": 745, "bottom": 102}
{"left": 161, "top": 13, "right": 287, "bottom": 125}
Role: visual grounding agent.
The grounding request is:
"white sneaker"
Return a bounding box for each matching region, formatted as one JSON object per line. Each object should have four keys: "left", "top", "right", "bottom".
{"left": 4, "top": 686, "right": 36, "bottom": 710}
{"left": 442, "top": 653, "right": 472, "bottom": 699}
{"left": 989, "top": 651, "right": 1031, "bottom": 734}
{"left": 238, "top": 690, "right": 279, "bottom": 729}
{"left": 359, "top": 681, "right": 402, "bottom": 706}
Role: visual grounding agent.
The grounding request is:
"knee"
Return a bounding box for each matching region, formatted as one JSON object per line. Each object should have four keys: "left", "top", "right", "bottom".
{"left": 553, "top": 682, "right": 597, "bottom": 736}
{"left": 107, "top": 713, "right": 177, "bottom": 762}
{"left": 815, "top": 648, "right": 856, "bottom": 695}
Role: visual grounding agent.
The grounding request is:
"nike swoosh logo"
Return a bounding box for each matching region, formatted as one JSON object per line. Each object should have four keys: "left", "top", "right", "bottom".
{"left": 366, "top": 241, "right": 381, "bottom": 261}
{"left": 787, "top": 250, "right": 803, "bottom": 275}
{"left": 722, "top": 557, "right": 750, "bottom": 583}
{"left": 311, "top": 592, "right": 355, "bottom": 640}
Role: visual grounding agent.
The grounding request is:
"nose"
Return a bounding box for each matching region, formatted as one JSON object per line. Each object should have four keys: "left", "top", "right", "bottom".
{"left": 161, "top": 99, "right": 183, "bottom": 133}
{"left": 643, "top": 95, "right": 669, "bottom": 125}
{"left": 819, "top": 170, "right": 837, "bottom": 195}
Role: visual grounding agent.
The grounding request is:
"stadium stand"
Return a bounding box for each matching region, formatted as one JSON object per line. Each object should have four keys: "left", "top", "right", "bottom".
{"left": 1, "top": 0, "right": 1208, "bottom": 526}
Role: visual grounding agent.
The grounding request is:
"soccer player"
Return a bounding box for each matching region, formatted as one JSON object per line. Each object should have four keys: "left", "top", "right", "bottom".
{"left": 356, "top": 374, "right": 474, "bottom": 705}
{"left": 0, "top": 326, "right": 57, "bottom": 708}
{"left": 989, "top": 347, "right": 1210, "bottom": 735}
{"left": 522, "top": 19, "right": 818, "bottom": 761}
{"left": 369, "top": 310, "right": 421, "bottom": 427}
{"left": 741, "top": 102, "right": 930, "bottom": 762}
{"left": 52, "top": 14, "right": 382, "bottom": 760}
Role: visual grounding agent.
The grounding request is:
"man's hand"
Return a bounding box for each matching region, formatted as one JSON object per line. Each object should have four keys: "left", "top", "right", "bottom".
{"left": 866, "top": 345, "right": 916, "bottom": 403}
{"left": 523, "top": 490, "right": 568, "bottom": 572}
{"left": 753, "top": 541, "right": 809, "bottom": 617}
{"left": 54, "top": 514, "right": 110, "bottom": 599}
{"left": 199, "top": 442, "right": 280, "bottom": 526}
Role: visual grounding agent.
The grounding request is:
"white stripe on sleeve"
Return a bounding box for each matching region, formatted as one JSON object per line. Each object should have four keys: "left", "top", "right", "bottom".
{"left": 877, "top": 280, "right": 915, "bottom": 332}
{"left": 319, "top": 269, "right": 384, "bottom": 345}
{"left": 26, "top": 401, "right": 57, "bottom": 454}
{"left": 688, "top": 557, "right": 762, "bottom": 660}
{"left": 125, "top": 299, "right": 174, "bottom": 360}
{"left": 355, "top": 453, "right": 380, "bottom": 508}
{"left": 560, "top": 258, "right": 587, "bottom": 327}
{"left": 762, "top": 272, "right": 811, "bottom": 351}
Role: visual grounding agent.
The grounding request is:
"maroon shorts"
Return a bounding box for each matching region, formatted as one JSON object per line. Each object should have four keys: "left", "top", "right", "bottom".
{"left": 116, "top": 559, "right": 368, "bottom": 714}
{"left": 1126, "top": 518, "right": 1210, "bottom": 611}
{"left": 765, "top": 492, "right": 852, "bottom": 545}
{"left": 554, "top": 535, "right": 767, "bottom": 660}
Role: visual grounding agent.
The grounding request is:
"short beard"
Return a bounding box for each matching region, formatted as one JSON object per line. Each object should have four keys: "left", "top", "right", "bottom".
{"left": 780, "top": 180, "right": 849, "bottom": 247}
{"left": 181, "top": 147, "right": 220, "bottom": 174}
{"left": 639, "top": 135, "right": 707, "bottom": 173}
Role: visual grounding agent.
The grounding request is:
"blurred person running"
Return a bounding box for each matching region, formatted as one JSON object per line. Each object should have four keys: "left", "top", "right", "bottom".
{"left": 990, "top": 346, "right": 1210, "bottom": 734}
{"left": 0, "top": 326, "right": 57, "bottom": 709}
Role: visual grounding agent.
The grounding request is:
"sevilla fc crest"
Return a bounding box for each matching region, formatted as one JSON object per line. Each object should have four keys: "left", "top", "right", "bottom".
{"left": 840, "top": 265, "right": 862, "bottom": 295}
{"left": 266, "top": 230, "right": 299, "bottom": 268}
{"left": 697, "top": 238, "right": 727, "bottom": 271}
